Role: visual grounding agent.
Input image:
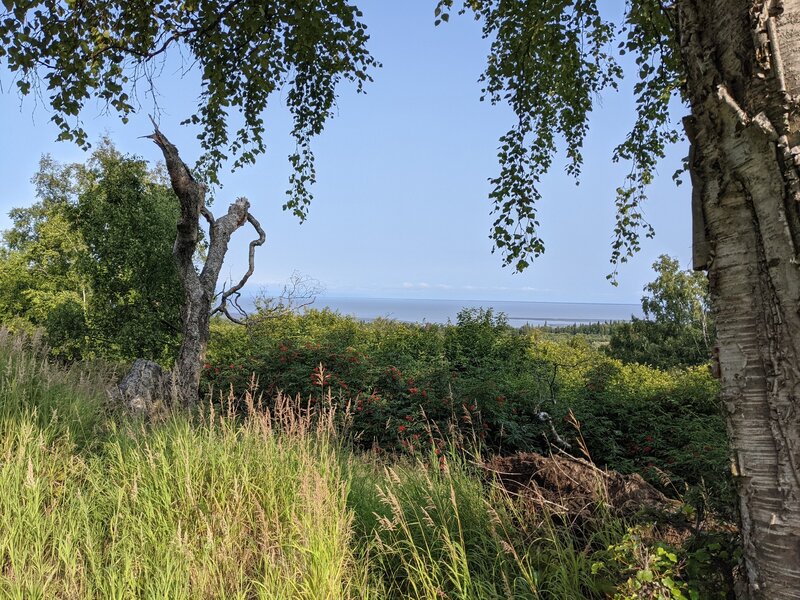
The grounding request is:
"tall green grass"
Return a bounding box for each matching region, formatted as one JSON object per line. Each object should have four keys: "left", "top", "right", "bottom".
{"left": 0, "top": 329, "right": 108, "bottom": 449}
{"left": 346, "top": 453, "right": 629, "bottom": 599}
{"left": 0, "top": 332, "right": 358, "bottom": 599}
{"left": 0, "top": 331, "right": 732, "bottom": 599}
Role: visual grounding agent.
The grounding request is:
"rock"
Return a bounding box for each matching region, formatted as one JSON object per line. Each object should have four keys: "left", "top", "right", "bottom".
{"left": 115, "top": 358, "right": 169, "bottom": 416}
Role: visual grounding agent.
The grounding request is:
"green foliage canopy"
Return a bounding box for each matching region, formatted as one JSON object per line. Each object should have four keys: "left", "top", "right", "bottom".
{"left": 0, "top": 156, "right": 88, "bottom": 356}
{"left": 436, "top": 1, "right": 683, "bottom": 276}
{"left": 73, "top": 142, "right": 183, "bottom": 360}
{"left": 608, "top": 255, "right": 713, "bottom": 369}
{"left": 641, "top": 254, "right": 709, "bottom": 326}
{"left": 0, "top": 142, "right": 182, "bottom": 360}
{"left": 0, "top": 0, "right": 378, "bottom": 211}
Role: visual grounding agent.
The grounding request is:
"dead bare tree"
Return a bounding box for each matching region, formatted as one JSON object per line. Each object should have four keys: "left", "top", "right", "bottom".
{"left": 244, "top": 271, "right": 323, "bottom": 324}
{"left": 118, "top": 123, "right": 265, "bottom": 410}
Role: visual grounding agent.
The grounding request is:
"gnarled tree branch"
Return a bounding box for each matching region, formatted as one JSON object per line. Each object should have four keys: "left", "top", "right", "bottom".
{"left": 138, "top": 121, "right": 265, "bottom": 407}
{"left": 211, "top": 213, "right": 266, "bottom": 322}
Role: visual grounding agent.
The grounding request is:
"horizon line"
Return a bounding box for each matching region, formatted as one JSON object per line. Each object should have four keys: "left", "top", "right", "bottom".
{"left": 305, "top": 294, "right": 642, "bottom": 307}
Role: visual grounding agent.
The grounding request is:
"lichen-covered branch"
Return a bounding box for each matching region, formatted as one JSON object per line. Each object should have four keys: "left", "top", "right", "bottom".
{"left": 210, "top": 212, "right": 266, "bottom": 322}
{"left": 146, "top": 117, "right": 205, "bottom": 292}
{"left": 199, "top": 196, "right": 251, "bottom": 296}
{"left": 139, "top": 124, "right": 264, "bottom": 406}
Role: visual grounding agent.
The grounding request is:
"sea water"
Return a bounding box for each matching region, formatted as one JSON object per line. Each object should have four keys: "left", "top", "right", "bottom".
{"left": 289, "top": 296, "right": 642, "bottom": 326}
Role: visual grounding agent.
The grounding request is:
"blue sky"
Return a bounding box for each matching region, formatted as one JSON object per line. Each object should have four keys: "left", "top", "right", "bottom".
{"left": 0, "top": 1, "right": 692, "bottom": 304}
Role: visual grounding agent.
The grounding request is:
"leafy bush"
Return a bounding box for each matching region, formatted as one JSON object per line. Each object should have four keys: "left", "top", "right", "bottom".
{"left": 0, "top": 331, "right": 737, "bottom": 599}
{"left": 206, "top": 309, "right": 559, "bottom": 454}
{"left": 607, "top": 319, "right": 711, "bottom": 370}
{"left": 206, "top": 308, "right": 731, "bottom": 512}
{"left": 529, "top": 335, "right": 730, "bottom": 513}
{"left": 607, "top": 255, "right": 714, "bottom": 370}
{"left": 592, "top": 524, "right": 739, "bottom": 600}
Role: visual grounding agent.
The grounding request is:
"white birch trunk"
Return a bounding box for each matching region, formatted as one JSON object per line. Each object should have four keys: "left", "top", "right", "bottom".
{"left": 677, "top": 1, "right": 800, "bottom": 596}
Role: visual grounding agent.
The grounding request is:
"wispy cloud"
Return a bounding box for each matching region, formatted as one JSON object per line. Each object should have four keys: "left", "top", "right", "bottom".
{"left": 400, "top": 282, "right": 552, "bottom": 294}
{"left": 402, "top": 282, "right": 455, "bottom": 290}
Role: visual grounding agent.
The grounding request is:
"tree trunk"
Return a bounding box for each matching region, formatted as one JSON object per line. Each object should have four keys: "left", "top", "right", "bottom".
{"left": 677, "top": 1, "right": 800, "bottom": 597}
{"left": 116, "top": 127, "right": 264, "bottom": 408}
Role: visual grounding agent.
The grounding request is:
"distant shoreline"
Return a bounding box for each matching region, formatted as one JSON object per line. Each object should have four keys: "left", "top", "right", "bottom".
{"left": 247, "top": 295, "right": 643, "bottom": 327}
{"left": 312, "top": 295, "right": 641, "bottom": 307}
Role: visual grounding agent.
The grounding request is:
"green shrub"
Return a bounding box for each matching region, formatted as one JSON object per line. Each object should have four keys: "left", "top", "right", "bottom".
{"left": 591, "top": 524, "right": 739, "bottom": 600}
{"left": 206, "top": 308, "right": 731, "bottom": 513}
{"left": 0, "top": 331, "right": 737, "bottom": 599}
{"left": 206, "top": 309, "right": 556, "bottom": 454}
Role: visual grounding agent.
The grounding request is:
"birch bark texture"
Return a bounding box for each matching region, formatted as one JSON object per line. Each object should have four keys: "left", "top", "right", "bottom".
{"left": 678, "top": 1, "right": 800, "bottom": 596}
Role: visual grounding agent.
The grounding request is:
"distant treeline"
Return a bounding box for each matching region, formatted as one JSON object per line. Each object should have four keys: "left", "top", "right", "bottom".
{"left": 522, "top": 321, "right": 617, "bottom": 336}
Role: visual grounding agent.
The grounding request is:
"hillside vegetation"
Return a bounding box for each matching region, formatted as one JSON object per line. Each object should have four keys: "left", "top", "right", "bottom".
{"left": 0, "top": 329, "right": 738, "bottom": 599}
{"left": 207, "top": 308, "right": 730, "bottom": 512}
